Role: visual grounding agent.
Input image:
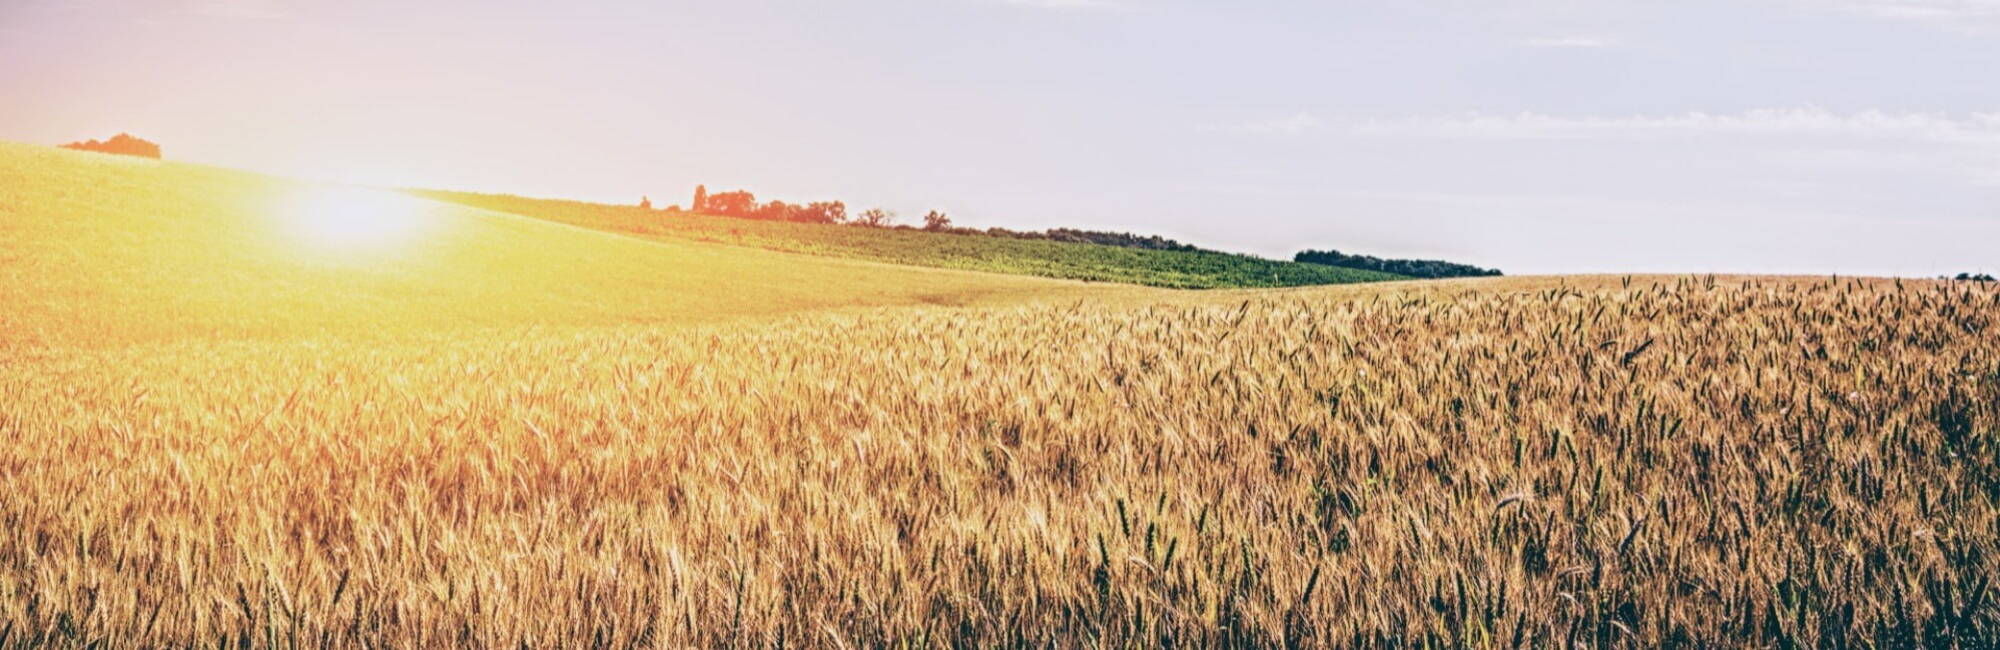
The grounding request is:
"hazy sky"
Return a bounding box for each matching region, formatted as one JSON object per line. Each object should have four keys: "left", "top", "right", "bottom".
{"left": 4, "top": 0, "right": 1998, "bottom": 275}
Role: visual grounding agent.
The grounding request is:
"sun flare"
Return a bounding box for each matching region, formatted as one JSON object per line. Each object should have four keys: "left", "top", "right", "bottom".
{"left": 280, "top": 186, "right": 432, "bottom": 253}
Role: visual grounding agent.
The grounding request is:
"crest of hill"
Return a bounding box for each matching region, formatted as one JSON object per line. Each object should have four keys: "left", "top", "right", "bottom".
{"left": 0, "top": 141, "right": 1126, "bottom": 348}
{"left": 410, "top": 190, "right": 1406, "bottom": 289}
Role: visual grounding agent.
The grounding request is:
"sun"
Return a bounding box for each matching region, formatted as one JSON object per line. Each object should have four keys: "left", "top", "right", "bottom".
{"left": 280, "top": 186, "right": 433, "bottom": 253}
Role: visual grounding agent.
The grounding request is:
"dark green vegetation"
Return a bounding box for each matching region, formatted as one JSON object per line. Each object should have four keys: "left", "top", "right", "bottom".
{"left": 410, "top": 190, "right": 1405, "bottom": 289}
{"left": 1296, "top": 248, "right": 1503, "bottom": 279}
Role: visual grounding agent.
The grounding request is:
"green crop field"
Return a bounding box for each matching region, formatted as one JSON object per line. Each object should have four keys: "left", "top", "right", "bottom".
{"left": 409, "top": 190, "right": 1404, "bottom": 289}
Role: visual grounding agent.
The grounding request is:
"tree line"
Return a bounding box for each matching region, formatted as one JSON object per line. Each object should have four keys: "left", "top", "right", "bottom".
{"left": 971, "top": 227, "right": 1201, "bottom": 252}
{"left": 657, "top": 185, "right": 1501, "bottom": 278}
{"left": 683, "top": 186, "right": 852, "bottom": 224}
{"left": 1294, "top": 249, "right": 1502, "bottom": 279}
{"left": 670, "top": 186, "right": 1209, "bottom": 247}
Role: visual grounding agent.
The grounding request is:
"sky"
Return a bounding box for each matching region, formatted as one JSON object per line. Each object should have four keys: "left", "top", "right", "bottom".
{"left": 2, "top": 0, "right": 1997, "bottom": 276}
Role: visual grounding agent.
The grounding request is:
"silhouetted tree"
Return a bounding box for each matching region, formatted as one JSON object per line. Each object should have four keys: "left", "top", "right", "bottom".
{"left": 692, "top": 185, "right": 708, "bottom": 213}
{"left": 691, "top": 188, "right": 848, "bottom": 223}
{"left": 755, "top": 200, "right": 793, "bottom": 221}
{"left": 856, "top": 208, "right": 896, "bottom": 227}
{"left": 639, "top": 196, "right": 652, "bottom": 210}
{"left": 705, "top": 190, "right": 756, "bottom": 216}
{"left": 923, "top": 210, "right": 953, "bottom": 231}
{"left": 804, "top": 201, "right": 847, "bottom": 224}
{"left": 60, "top": 133, "right": 160, "bottom": 159}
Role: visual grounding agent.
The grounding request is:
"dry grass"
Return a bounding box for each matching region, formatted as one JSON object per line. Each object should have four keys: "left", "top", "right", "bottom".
{"left": 3, "top": 275, "right": 1996, "bottom": 647}
{"left": 0, "top": 142, "right": 1123, "bottom": 348}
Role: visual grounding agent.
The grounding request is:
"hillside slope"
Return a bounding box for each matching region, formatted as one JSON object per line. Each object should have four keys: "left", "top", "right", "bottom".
{"left": 4, "top": 274, "right": 1996, "bottom": 646}
{"left": 409, "top": 190, "right": 1404, "bottom": 289}
{"left": 0, "top": 142, "right": 1124, "bottom": 347}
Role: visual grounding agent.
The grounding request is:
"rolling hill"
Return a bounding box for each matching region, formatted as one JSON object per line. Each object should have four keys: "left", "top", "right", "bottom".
{"left": 2, "top": 139, "right": 1997, "bottom": 646}
{"left": 0, "top": 142, "right": 1133, "bottom": 347}
{"left": 408, "top": 190, "right": 1405, "bottom": 289}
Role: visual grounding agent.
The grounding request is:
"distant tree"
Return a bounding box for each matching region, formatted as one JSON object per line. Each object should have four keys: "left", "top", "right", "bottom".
{"left": 956, "top": 225, "right": 1207, "bottom": 251}
{"left": 687, "top": 188, "right": 850, "bottom": 223}
{"left": 1954, "top": 272, "right": 1997, "bottom": 282}
{"left": 755, "top": 200, "right": 801, "bottom": 221}
{"left": 692, "top": 185, "right": 708, "bottom": 212}
{"left": 922, "top": 210, "right": 953, "bottom": 231}
{"left": 704, "top": 190, "right": 756, "bottom": 216}
{"left": 803, "top": 201, "right": 847, "bottom": 224}
{"left": 638, "top": 196, "right": 652, "bottom": 210}
{"left": 1038, "top": 228, "right": 1201, "bottom": 251}
{"left": 60, "top": 133, "right": 161, "bottom": 159}
{"left": 665, "top": 204, "right": 682, "bottom": 212}
{"left": 855, "top": 208, "right": 896, "bottom": 227}
{"left": 1294, "top": 249, "right": 1501, "bottom": 279}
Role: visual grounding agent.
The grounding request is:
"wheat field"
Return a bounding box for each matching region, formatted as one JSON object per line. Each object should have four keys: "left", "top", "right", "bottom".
{"left": 4, "top": 274, "right": 1996, "bottom": 647}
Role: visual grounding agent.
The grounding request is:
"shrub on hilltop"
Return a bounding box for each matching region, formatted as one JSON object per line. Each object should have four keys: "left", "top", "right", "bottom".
{"left": 60, "top": 133, "right": 161, "bottom": 159}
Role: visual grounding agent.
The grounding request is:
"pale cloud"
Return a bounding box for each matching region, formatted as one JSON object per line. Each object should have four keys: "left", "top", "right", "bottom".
{"left": 1233, "top": 108, "right": 2000, "bottom": 274}
{"left": 1229, "top": 112, "right": 1326, "bottom": 135}
{"left": 181, "top": 0, "right": 289, "bottom": 19}
{"left": 12, "top": 0, "right": 290, "bottom": 19}
{"left": 1822, "top": 0, "right": 2000, "bottom": 18}
{"left": 1521, "top": 35, "right": 1618, "bottom": 48}
{"left": 1004, "top": 0, "right": 1132, "bottom": 10}
{"left": 1800, "top": 0, "right": 2000, "bottom": 29}
{"left": 1344, "top": 109, "right": 2000, "bottom": 144}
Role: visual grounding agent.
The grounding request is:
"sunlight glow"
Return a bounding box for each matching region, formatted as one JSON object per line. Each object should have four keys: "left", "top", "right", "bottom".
{"left": 281, "top": 186, "right": 432, "bottom": 254}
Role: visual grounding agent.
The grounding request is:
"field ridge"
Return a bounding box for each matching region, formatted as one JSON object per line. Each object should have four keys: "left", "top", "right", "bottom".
{"left": 410, "top": 189, "right": 1406, "bottom": 289}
